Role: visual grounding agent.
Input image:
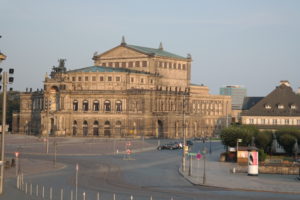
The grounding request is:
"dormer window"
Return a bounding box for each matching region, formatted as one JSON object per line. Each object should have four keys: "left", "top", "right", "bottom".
{"left": 265, "top": 104, "right": 271, "bottom": 109}
{"left": 277, "top": 104, "right": 284, "bottom": 109}
{"left": 290, "top": 104, "right": 297, "bottom": 110}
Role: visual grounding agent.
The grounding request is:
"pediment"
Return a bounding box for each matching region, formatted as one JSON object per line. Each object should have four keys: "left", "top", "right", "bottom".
{"left": 98, "top": 46, "right": 148, "bottom": 59}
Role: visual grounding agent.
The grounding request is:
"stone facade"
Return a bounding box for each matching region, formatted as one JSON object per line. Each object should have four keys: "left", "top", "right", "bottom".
{"left": 13, "top": 40, "right": 231, "bottom": 138}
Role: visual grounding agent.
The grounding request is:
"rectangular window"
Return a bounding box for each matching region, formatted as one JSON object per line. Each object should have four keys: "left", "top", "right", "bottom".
{"left": 92, "top": 76, "right": 96, "bottom": 81}
{"left": 159, "top": 62, "right": 162, "bottom": 68}
{"left": 78, "top": 77, "right": 82, "bottom": 81}
{"left": 128, "top": 62, "right": 133, "bottom": 68}
{"left": 85, "top": 76, "right": 89, "bottom": 81}
{"left": 285, "top": 119, "right": 289, "bottom": 125}
{"left": 108, "top": 62, "right": 113, "bottom": 67}
{"left": 273, "top": 119, "right": 277, "bottom": 125}
{"left": 100, "top": 76, "right": 104, "bottom": 81}
{"left": 102, "top": 63, "right": 106, "bottom": 66}
{"left": 183, "top": 64, "right": 186, "bottom": 70}
{"left": 173, "top": 63, "right": 176, "bottom": 69}
{"left": 135, "top": 61, "right": 140, "bottom": 67}
{"left": 142, "top": 61, "right": 147, "bottom": 67}
{"left": 164, "top": 62, "right": 167, "bottom": 68}
{"left": 131, "top": 77, "right": 134, "bottom": 82}
{"left": 141, "top": 78, "right": 144, "bottom": 83}
{"left": 122, "top": 62, "right": 126, "bottom": 68}
{"left": 249, "top": 119, "right": 254, "bottom": 124}
{"left": 261, "top": 119, "right": 265, "bottom": 124}
{"left": 297, "top": 120, "right": 300, "bottom": 125}
{"left": 108, "top": 76, "right": 112, "bottom": 81}
{"left": 116, "top": 77, "right": 121, "bottom": 82}
{"left": 72, "top": 77, "right": 76, "bottom": 81}
{"left": 115, "top": 62, "right": 119, "bottom": 68}
{"left": 178, "top": 64, "right": 181, "bottom": 70}
{"left": 169, "top": 62, "right": 172, "bottom": 69}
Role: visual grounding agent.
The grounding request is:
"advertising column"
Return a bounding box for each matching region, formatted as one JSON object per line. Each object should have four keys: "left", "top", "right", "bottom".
{"left": 248, "top": 150, "right": 258, "bottom": 176}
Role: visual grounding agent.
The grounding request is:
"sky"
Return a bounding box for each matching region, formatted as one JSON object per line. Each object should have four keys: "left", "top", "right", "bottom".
{"left": 0, "top": 0, "right": 300, "bottom": 96}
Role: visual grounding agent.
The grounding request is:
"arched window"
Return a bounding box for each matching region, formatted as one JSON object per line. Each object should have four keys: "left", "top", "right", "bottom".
{"left": 116, "top": 100, "right": 122, "bottom": 112}
{"left": 73, "top": 100, "right": 78, "bottom": 111}
{"left": 104, "top": 100, "right": 111, "bottom": 111}
{"left": 83, "top": 100, "right": 89, "bottom": 111}
{"left": 93, "top": 100, "right": 99, "bottom": 111}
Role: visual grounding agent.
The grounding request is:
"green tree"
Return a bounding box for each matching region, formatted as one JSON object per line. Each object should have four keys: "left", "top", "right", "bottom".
{"left": 277, "top": 134, "right": 296, "bottom": 155}
{"left": 0, "top": 91, "right": 20, "bottom": 131}
{"left": 254, "top": 131, "right": 272, "bottom": 152}
{"left": 220, "top": 125, "right": 258, "bottom": 147}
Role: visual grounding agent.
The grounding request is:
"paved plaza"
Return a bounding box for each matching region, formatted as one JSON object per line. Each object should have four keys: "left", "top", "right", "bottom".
{"left": 3, "top": 135, "right": 300, "bottom": 195}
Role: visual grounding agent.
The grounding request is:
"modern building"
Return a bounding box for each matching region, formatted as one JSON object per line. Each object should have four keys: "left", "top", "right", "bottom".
{"left": 13, "top": 38, "right": 231, "bottom": 138}
{"left": 220, "top": 85, "right": 247, "bottom": 110}
{"left": 241, "top": 81, "right": 300, "bottom": 130}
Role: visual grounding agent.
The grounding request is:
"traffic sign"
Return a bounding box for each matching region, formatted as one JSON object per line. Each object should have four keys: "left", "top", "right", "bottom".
{"left": 196, "top": 153, "right": 202, "bottom": 160}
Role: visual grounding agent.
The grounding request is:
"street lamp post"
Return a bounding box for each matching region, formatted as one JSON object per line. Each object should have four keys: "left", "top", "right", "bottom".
{"left": 0, "top": 69, "right": 14, "bottom": 194}
{"left": 182, "top": 92, "right": 187, "bottom": 172}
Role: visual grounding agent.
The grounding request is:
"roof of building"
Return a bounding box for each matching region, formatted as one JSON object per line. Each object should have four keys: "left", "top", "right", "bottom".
{"left": 242, "top": 83, "right": 300, "bottom": 116}
{"left": 126, "top": 44, "right": 187, "bottom": 60}
{"left": 67, "top": 66, "right": 151, "bottom": 75}
{"left": 242, "top": 97, "right": 264, "bottom": 110}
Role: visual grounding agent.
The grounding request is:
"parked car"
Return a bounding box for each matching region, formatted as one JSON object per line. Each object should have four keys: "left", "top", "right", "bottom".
{"left": 186, "top": 140, "right": 193, "bottom": 146}
{"left": 157, "top": 142, "right": 183, "bottom": 150}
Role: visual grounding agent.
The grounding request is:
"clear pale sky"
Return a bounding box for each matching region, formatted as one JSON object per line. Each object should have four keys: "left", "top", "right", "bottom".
{"left": 1, "top": 0, "right": 299, "bottom": 96}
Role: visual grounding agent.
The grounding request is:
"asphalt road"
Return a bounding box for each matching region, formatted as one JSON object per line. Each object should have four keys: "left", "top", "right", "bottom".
{"left": 1, "top": 139, "right": 300, "bottom": 200}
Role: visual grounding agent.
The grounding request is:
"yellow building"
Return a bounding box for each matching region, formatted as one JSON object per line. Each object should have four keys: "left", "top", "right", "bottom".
{"left": 13, "top": 38, "right": 231, "bottom": 138}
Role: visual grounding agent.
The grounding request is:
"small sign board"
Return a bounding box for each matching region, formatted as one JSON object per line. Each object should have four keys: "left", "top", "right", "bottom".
{"left": 188, "top": 152, "right": 197, "bottom": 156}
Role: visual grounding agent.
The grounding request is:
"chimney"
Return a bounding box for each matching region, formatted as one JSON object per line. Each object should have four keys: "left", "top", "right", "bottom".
{"left": 280, "top": 80, "right": 290, "bottom": 87}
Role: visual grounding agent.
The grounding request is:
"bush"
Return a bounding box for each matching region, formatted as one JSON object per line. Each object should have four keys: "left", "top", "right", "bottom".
{"left": 258, "top": 149, "right": 267, "bottom": 162}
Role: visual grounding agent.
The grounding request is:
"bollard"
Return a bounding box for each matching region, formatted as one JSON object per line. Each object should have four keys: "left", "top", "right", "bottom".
{"left": 50, "top": 187, "right": 52, "bottom": 200}
{"left": 113, "top": 193, "right": 116, "bottom": 200}
{"left": 60, "top": 188, "right": 63, "bottom": 200}
{"left": 25, "top": 183, "right": 28, "bottom": 194}
{"left": 70, "top": 190, "right": 73, "bottom": 200}
{"left": 30, "top": 183, "right": 32, "bottom": 195}
{"left": 171, "top": 197, "right": 173, "bottom": 200}
{"left": 83, "top": 192, "right": 86, "bottom": 200}
{"left": 42, "top": 186, "right": 45, "bottom": 198}
{"left": 36, "top": 184, "right": 39, "bottom": 196}
{"left": 150, "top": 196, "right": 153, "bottom": 200}
{"left": 17, "top": 175, "right": 20, "bottom": 189}
{"left": 130, "top": 195, "right": 133, "bottom": 200}
{"left": 97, "top": 192, "right": 100, "bottom": 200}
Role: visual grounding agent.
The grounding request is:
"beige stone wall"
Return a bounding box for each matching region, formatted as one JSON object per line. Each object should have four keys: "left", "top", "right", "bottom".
{"left": 14, "top": 44, "right": 230, "bottom": 138}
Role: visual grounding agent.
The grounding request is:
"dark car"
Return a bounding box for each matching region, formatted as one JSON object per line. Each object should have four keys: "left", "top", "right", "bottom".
{"left": 157, "top": 142, "right": 183, "bottom": 150}
{"left": 186, "top": 140, "right": 193, "bottom": 146}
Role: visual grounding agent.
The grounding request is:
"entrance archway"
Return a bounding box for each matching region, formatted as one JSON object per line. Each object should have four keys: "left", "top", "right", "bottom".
{"left": 50, "top": 118, "right": 55, "bottom": 135}
{"left": 93, "top": 121, "right": 99, "bottom": 136}
{"left": 72, "top": 120, "right": 77, "bottom": 136}
{"left": 104, "top": 121, "right": 111, "bottom": 137}
{"left": 83, "top": 120, "right": 88, "bottom": 136}
{"left": 158, "top": 120, "right": 164, "bottom": 138}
